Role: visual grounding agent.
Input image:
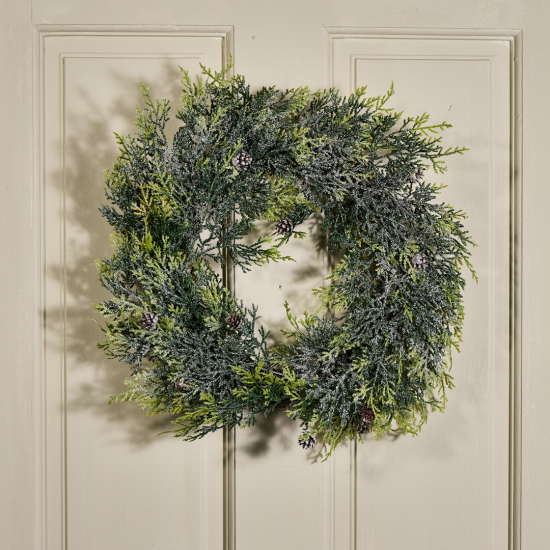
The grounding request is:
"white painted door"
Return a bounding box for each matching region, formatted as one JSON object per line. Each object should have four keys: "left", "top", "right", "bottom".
{"left": 3, "top": 2, "right": 550, "bottom": 549}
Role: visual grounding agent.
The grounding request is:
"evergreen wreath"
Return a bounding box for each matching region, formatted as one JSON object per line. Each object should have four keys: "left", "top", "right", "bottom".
{"left": 95, "top": 60, "right": 476, "bottom": 458}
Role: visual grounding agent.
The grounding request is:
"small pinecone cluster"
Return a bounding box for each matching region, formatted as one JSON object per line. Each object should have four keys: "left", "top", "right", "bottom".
{"left": 140, "top": 312, "right": 158, "bottom": 330}
{"left": 358, "top": 407, "right": 375, "bottom": 435}
{"left": 232, "top": 151, "right": 252, "bottom": 172}
{"left": 411, "top": 168, "right": 424, "bottom": 182}
{"left": 274, "top": 217, "right": 293, "bottom": 236}
{"left": 411, "top": 252, "right": 428, "bottom": 271}
{"left": 225, "top": 313, "right": 242, "bottom": 330}
{"left": 298, "top": 435, "right": 316, "bottom": 450}
{"left": 173, "top": 378, "right": 186, "bottom": 393}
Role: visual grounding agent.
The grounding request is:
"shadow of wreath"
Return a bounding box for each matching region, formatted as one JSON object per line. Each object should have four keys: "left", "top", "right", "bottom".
{"left": 50, "top": 61, "right": 186, "bottom": 449}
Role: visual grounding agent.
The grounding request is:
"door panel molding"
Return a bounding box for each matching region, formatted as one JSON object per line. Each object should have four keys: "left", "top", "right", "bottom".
{"left": 33, "top": 25, "right": 233, "bottom": 550}
{"left": 324, "top": 27, "right": 522, "bottom": 550}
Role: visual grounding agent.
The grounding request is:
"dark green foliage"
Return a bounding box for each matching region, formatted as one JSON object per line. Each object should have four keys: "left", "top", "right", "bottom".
{"left": 95, "top": 60, "right": 475, "bottom": 458}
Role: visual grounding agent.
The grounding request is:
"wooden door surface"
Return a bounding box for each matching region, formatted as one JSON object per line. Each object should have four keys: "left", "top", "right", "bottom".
{"left": 3, "top": 1, "right": 549, "bottom": 549}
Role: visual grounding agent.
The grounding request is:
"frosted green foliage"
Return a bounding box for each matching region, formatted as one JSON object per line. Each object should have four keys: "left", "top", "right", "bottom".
{"left": 95, "top": 59, "right": 475, "bottom": 458}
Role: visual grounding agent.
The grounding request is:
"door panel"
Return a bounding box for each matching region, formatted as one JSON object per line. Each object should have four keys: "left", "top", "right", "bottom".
{"left": 42, "top": 32, "right": 230, "bottom": 549}
{"left": 326, "top": 32, "right": 512, "bottom": 549}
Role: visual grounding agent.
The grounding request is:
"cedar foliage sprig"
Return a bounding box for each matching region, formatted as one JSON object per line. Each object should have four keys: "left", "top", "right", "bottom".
{"left": 95, "top": 58, "right": 475, "bottom": 459}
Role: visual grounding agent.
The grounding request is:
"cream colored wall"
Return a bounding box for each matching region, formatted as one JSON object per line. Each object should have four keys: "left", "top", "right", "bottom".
{"left": 3, "top": 1, "right": 550, "bottom": 549}
{"left": 0, "top": 1, "right": 35, "bottom": 549}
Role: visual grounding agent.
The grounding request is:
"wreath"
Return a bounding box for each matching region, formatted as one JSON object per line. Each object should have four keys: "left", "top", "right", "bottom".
{"left": 95, "top": 60, "right": 476, "bottom": 457}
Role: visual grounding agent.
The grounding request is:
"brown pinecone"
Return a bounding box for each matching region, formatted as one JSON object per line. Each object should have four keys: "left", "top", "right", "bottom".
{"left": 411, "top": 252, "right": 428, "bottom": 271}
{"left": 358, "top": 406, "right": 375, "bottom": 435}
{"left": 225, "top": 313, "right": 242, "bottom": 330}
{"left": 298, "top": 435, "right": 316, "bottom": 450}
{"left": 361, "top": 407, "right": 375, "bottom": 424}
{"left": 274, "top": 217, "right": 293, "bottom": 236}
{"left": 140, "top": 312, "right": 158, "bottom": 330}
{"left": 173, "top": 378, "right": 186, "bottom": 393}
{"left": 232, "top": 151, "right": 252, "bottom": 172}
